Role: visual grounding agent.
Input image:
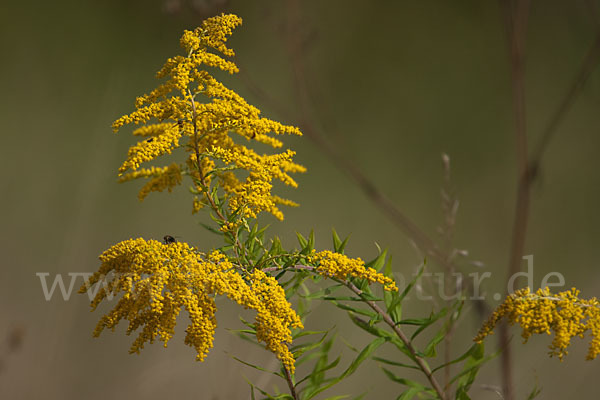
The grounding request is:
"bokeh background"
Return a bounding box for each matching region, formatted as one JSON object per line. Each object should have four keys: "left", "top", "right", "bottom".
{"left": 2, "top": 0, "right": 600, "bottom": 398}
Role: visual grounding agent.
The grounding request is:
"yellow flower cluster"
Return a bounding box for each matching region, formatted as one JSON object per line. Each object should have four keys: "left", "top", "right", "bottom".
{"left": 475, "top": 287, "right": 600, "bottom": 360}
{"left": 119, "top": 163, "right": 182, "bottom": 201}
{"left": 80, "top": 238, "right": 303, "bottom": 371}
{"left": 310, "top": 250, "right": 398, "bottom": 292}
{"left": 210, "top": 146, "right": 304, "bottom": 219}
{"left": 249, "top": 269, "right": 304, "bottom": 371}
{"left": 118, "top": 124, "right": 182, "bottom": 173}
{"left": 111, "top": 13, "right": 304, "bottom": 221}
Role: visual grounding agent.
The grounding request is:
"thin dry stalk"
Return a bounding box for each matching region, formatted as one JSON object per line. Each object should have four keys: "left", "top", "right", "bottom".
{"left": 499, "top": 1, "right": 531, "bottom": 399}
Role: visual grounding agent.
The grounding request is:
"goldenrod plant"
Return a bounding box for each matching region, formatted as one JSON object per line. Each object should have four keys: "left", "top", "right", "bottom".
{"left": 80, "top": 13, "right": 598, "bottom": 400}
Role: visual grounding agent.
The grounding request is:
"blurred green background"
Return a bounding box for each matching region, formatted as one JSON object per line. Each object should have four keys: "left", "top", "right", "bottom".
{"left": 2, "top": 0, "right": 600, "bottom": 398}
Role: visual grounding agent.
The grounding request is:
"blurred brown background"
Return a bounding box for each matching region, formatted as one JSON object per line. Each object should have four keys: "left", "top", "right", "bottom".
{"left": 1, "top": 0, "right": 600, "bottom": 398}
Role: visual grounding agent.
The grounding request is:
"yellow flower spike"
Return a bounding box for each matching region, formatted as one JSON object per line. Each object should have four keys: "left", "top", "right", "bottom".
{"left": 81, "top": 239, "right": 303, "bottom": 371}
{"left": 119, "top": 163, "right": 182, "bottom": 201}
{"left": 119, "top": 126, "right": 182, "bottom": 174}
{"left": 197, "top": 14, "right": 242, "bottom": 57}
{"left": 312, "top": 250, "right": 398, "bottom": 292}
{"left": 111, "top": 14, "right": 303, "bottom": 219}
{"left": 475, "top": 287, "right": 600, "bottom": 361}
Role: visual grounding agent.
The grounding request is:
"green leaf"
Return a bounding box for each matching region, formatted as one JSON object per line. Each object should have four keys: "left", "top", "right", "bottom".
{"left": 331, "top": 229, "right": 350, "bottom": 253}
{"left": 309, "top": 339, "right": 337, "bottom": 386}
{"left": 371, "top": 356, "right": 421, "bottom": 371}
{"left": 432, "top": 343, "right": 482, "bottom": 374}
{"left": 244, "top": 376, "right": 294, "bottom": 400}
{"left": 348, "top": 313, "right": 395, "bottom": 342}
{"left": 368, "top": 313, "right": 383, "bottom": 327}
{"left": 381, "top": 367, "right": 427, "bottom": 390}
{"left": 229, "top": 329, "right": 256, "bottom": 335}
{"left": 303, "top": 337, "right": 386, "bottom": 400}
{"left": 451, "top": 343, "right": 498, "bottom": 396}
{"left": 399, "top": 262, "right": 426, "bottom": 303}
{"left": 296, "top": 232, "right": 308, "bottom": 249}
{"left": 299, "top": 284, "right": 344, "bottom": 300}
{"left": 455, "top": 390, "right": 471, "bottom": 400}
{"left": 296, "top": 356, "right": 340, "bottom": 387}
{"left": 256, "top": 223, "right": 270, "bottom": 238}
{"left": 343, "top": 337, "right": 386, "bottom": 378}
{"left": 230, "top": 355, "right": 282, "bottom": 377}
{"left": 330, "top": 301, "right": 378, "bottom": 318}
{"left": 237, "top": 315, "right": 255, "bottom": 329}
{"left": 243, "top": 377, "right": 270, "bottom": 399}
{"left": 395, "top": 318, "right": 430, "bottom": 326}
{"left": 384, "top": 291, "right": 402, "bottom": 324}
{"left": 350, "top": 276, "right": 371, "bottom": 293}
{"left": 526, "top": 376, "right": 542, "bottom": 400}
{"left": 198, "top": 222, "right": 222, "bottom": 235}
{"left": 210, "top": 185, "right": 220, "bottom": 206}
{"left": 332, "top": 229, "right": 342, "bottom": 252}
{"left": 382, "top": 369, "right": 437, "bottom": 399}
{"left": 396, "top": 387, "right": 423, "bottom": 400}
{"left": 410, "top": 307, "right": 449, "bottom": 340}
{"left": 270, "top": 236, "right": 283, "bottom": 255}
{"left": 365, "top": 249, "right": 387, "bottom": 273}
{"left": 307, "top": 230, "right": 315, "bottom": 251}
{"left": 383, "top": 254, "right": 394, "bottom": 277}
{"left": 358, "top": 292, "right": 382, "bottom": 302}
{"left": 422, "top": 328, "right": 446, "bottom": 358}
{"left": 227, "top": 329, "right": 264, "bottom": 349}
{"left": 388, "top": 337, "right": 417, "bottom": 361}
{"left": 291, "top": 331, "right": 330, "bottom": 358}
{"left": 293, "top": 329, "right": 330, "bottom": 340}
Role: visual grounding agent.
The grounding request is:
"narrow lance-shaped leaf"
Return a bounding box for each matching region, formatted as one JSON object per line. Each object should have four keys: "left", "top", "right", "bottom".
{"left": 295, "top": 355, "right": 340, "bottom": 387}
{"left": 330, "top": 300, "right": 378, "bottom": 318}
{"left": 303, "top": 337, "right": 387, "bottom": 400}
{"left": 309, "top": 336, "right": 334, "bottom": 387}
{"left": 396, "top": 387, "right": 424, "bottom": 400}
{"left": 365, "top": 249, "right": 388, "bottom": 273}
{"left": 372, "top": 356, "right": 421, "bottom": 371}
{"left": 410, "top": 307, "right": 450, "bottom": 341}
{"left": 381, "top": 367, "right": 429, "bottom": 390}
{"left": 399, "top": 262, "right": 426, "bottom": 303}
{"left": 296, "top": 232, "right": 308, "bottom": 249}
{"left": 331, "top": 229, "right": 350, "bottom": 253}
{"left": 452, "top": 343, "right": 499, "bottom": 398}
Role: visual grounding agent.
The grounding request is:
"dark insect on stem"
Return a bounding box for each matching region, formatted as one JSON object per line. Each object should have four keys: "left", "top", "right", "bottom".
{"left": 171, "top": 118, "right": 185, "bottom": 131}
{"left": 163, "top": 235, "right": 177, "bottom": 244}
{"left": 146, "top": 138, "right": 154, "bottom": 143}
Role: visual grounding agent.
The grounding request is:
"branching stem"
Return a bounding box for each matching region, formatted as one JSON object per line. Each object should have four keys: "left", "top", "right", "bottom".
{"left": 263, "top": 264, "right": 447, "bottom": 400}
